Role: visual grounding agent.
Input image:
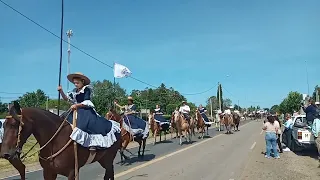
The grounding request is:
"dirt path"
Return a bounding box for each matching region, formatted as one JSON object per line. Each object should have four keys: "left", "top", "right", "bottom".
{"left": 240, "top": 132, "right": 320, "bottom": 180}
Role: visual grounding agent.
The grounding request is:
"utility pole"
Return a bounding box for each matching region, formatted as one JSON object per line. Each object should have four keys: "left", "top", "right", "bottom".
{"left": 305, "top": 60, "right": 310, "bottom": 95}
{"left": 218, "top": 82, "right": 222, "bottom": 111}
{"left": 66, "top": 29, "right": 73, "bottom": 92}
{"left": 210, "top": 97, "right": 213, "bottom": 119}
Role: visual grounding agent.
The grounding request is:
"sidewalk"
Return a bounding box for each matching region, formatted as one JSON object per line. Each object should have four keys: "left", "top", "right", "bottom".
{"left": 240, "top": 131, "right": 320, "bottom": 180}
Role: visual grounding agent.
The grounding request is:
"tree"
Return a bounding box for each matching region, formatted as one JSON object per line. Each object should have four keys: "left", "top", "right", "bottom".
{"left": 247, "top": 106, "right": 256, "bottom": 112}
{"left": 46, "top": 99, "right": 71, "bottom": 110}
{"left": 0, "top": 101, "right": 8, "bottom": 118}
{"left": 270, "top": 105, "right": 279, "bottom": 114}
{"left": 206, "top": 96, "right": 219, "bottom": 111}
{"left": 19, "top": 89, "right": 47, "bottom": 108}
{"left": 234, "top": 104, "right": 242, "bottom": 111}
{"left": 312, "top": 85, "right": 319, "bottom": 102}
{"left": 130, "top": 83, "right": 186, "bottom": 114}
{"left": 278, "top": 91, "right": 302, "bottom": 114}
{"left": 92, "top": 80, "right": 127, "bottom": 115}
{"left": 223, "top": 98, "right": 232, "bottom": 109}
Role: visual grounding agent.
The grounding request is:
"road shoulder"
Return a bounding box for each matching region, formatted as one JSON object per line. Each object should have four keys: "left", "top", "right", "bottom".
{"left": 240, "top": 132, "right": 320, "bottom": 180}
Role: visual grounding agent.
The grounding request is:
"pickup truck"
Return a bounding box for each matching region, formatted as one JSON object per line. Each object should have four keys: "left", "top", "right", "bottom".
{"left": 290, "top": 115, "right": 316, "bottom": 151}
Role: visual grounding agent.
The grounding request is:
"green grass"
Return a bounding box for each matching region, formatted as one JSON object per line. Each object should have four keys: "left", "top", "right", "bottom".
{"left": 0, "top": 136, "right": 39, "bottom": 170}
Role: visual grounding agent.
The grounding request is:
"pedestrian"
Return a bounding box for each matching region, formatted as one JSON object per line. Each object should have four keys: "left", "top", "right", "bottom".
{"left": 282, "top": 114, "right": 293, "bottom": 152}
{"left": 311, "top": 113, "right": 320, "bottom": 167}
{"left": 262, "top": 116, "right": 280, "bottom": 159}
{"left": 302, "top": 99, "right": 318, "bottom": 126}
{"left": 274, "top": 116, "right": 283, "bottom": 153}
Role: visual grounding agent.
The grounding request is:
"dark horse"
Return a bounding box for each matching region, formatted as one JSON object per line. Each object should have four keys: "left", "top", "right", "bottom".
{"left": 105, "top": 109, "right": 147, "bottom": 163}
{"left": 232, "top": 113, "right": 241, "bottom": 131}
{"left": 0, "top": 102, "right": 120, "bottom": 180}
{"left": 0, "top": 144, "right": 26, "bottom": 180}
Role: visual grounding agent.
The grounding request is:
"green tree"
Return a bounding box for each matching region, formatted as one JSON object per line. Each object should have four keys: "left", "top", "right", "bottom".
{"left": 278, "top": 91, "right": 302, "bottom": 114}
{"left": 247, "top": 106, "right": 256, "bottom": 112}
{"left": 130, "top": 84, "right": 186, "bottom": 114}
{"left": 270, "top": 105, "right": 279, "bottom": 114}
{"left": 46, "top": 99, "right": 71, "bottom": 110}
{"left": 92, "top": 80, "right": 127, "bottom": 115}
{"left": 18, "top": 89, "right": 47, "bottom": 108}
{"left": 234, "top": 104, "right": 242, "bottom": 111}
{"left": 312, "top": 85, "right": 319, "bottom": 102}
{"left": 223, "top": 98, "right": 232, "bottom": 109}
{"left": 206, "top": 96, "right": 219, "bottom": 110}
{"left": 0, "top": 101, "right": 8, "bottom": 118}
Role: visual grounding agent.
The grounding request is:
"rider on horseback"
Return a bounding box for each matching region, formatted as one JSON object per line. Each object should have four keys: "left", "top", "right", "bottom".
{"left": 179, "top": 101, "right": 191, "bottom": 123}
{"left": 154, "top": 105, "right": 170, "bottom": 129}
{"left": 114, "top": 96, "right": 149, "bottom": 139}
{"left": 58, "top": 72, "right": 120, "bottom": 151}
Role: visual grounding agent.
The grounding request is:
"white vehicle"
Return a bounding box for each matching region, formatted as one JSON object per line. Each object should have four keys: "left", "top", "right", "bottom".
{"left": 291, "top": 115, "right": 316, "bottom": 151}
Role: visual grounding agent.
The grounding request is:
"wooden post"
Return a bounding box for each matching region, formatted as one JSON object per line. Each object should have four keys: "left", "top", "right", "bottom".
{"left": 72, "top": 110, "right": 79, "bottom": 180}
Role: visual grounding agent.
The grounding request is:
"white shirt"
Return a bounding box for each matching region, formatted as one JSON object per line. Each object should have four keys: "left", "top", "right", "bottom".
{"left": 224, "top": 109, "right": 231, "bottom": 115}
{"left": 179, "top": 105, "right": 190, "bottom": 114}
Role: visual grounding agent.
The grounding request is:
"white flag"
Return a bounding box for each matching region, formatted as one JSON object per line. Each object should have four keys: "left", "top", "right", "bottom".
{"left": 114, "top": 63, "right": 132, "bottom": 78}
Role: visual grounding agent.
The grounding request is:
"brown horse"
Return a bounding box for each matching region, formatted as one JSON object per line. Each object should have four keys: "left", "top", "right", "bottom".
{"left": 232, "top": 113, "right": 241, "bottom": 131}
{"left": 222, "top": 114, "right": 234, "bottom": 134}
{"left": 105, "top": 109, "right": 147, "bottom": 163}
{"left": 195, "top": 110, "right": 206, "bottom": 139}
{"left": 170, "top": 113, "right": 179, "bottom": 139}
{"left": 148, "top": 114, "right": 167, "bottom": 145}
{"left": 0, "top": 144, "right": 26, "bottom": 180}
{"left": 173, "top": 111, "right": 191, "bottom": 145}
{"left": 0, "top": 102, "right": 120, "bottom": 180}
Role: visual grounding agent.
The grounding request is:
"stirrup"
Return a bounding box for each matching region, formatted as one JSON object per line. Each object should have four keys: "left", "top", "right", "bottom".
{"left": 89, "top": 147, "right": 96, "bottom": 151}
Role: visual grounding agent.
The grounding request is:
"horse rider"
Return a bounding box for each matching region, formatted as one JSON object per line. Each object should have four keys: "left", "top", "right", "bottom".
{"left": 114, "top": 96, "right": 149, "bottom": 139}
{"left": 179, "top": 101, "right": 191, "bottom": 123}
{"left": 58, "top": 72, "right": 120, "bottom": 151}
{"left": 198, "top": 104, "right": 210, "bottom": 122}
{"left": 224, "top": 107, "right": 232, "bottom": 117}
{"left": 154, "top": 105, "right": 170, "bottom": 129}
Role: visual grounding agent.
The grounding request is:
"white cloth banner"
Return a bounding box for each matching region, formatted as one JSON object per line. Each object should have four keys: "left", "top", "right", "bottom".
{"left": 114, "top": 63, "right": 132, "bottom": 78}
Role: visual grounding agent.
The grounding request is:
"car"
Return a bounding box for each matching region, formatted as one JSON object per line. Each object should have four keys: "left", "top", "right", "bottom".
{"left": 290, "top": 115, "right": 317, "bottom": 152}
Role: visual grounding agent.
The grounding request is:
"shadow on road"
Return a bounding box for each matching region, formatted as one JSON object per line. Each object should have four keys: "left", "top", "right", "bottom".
{"left": 116, "top": 154, "right": 156, "bottom": 166}
{"left": 294, "top": 149, "right": 318, "bottom": 160}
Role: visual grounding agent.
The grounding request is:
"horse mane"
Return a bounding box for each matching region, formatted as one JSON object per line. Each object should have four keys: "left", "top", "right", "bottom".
{"left": 23, "top": 108, "right": 64, "bottom": 124}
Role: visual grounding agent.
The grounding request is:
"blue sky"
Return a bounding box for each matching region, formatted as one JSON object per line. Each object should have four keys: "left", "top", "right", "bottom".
{"left": 1, "top": 0, "right": 319, "bottom": 108}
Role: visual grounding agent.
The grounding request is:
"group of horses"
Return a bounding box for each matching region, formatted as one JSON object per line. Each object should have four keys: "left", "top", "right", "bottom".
{"left": 0, "top": 103, "right": 242, "bottom": 180}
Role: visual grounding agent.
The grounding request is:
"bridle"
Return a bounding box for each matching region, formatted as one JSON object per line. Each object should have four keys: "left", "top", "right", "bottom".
{"left": 5, "top": 109, "right": 73, "bottom": 161}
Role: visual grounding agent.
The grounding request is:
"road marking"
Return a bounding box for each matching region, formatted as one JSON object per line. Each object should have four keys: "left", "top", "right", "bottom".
{"left": 250, "top": 142, "right": 256, "bottom": 150}
{"left": 260, "top": 130, "right": 263, "bottom": 135}
{"left": 1, "top": 120, "right": 254, "bottom": 180}
{"left": 114, "top": 121, "right": 254, "bottom": 179}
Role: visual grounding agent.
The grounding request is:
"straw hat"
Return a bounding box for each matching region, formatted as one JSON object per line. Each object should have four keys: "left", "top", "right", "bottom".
{"left": 127, "top": 96, "right": 134, "bottom": 100}
{"left": 182, "top": 100, "right": 187, "bottom": 104}
{"left": 67, "top": 72, "right": 91, "bottom": 85}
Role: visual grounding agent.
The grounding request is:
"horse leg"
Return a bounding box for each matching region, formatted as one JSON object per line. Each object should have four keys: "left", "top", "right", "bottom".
{"left": 9, "top": 158, "right": 25, "bottom": 180}
{"left": 153, "top": 129, "right": 157, "bottom": 145}
{"left": 99, "top": 157, "right": 115, "bottom": 180}
{"left": 160, "top": 130, "right": 162, "bottom": 142}
{"left": 137, "top": 139, "right": 142, "bottom": 157}
{"left": 141, "top": 138, "right": 146, "bottom": 158}
{"left": 43, "top": 168, "right": 57, "bottom": 180}
{"left": 206, "top": 126, "right": 209, "bottom": 136}
{"left": 164, "top": 130, "right": 167, "bottom": 141}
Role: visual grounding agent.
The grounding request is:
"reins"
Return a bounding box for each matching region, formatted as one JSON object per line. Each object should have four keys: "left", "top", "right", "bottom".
{"left": 7, "top": 109, "right": 73, "bottom": 161}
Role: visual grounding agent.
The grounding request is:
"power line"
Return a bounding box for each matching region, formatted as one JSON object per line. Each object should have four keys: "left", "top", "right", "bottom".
{"left": 0, "top": 0, "right": 217, "bottom": 97}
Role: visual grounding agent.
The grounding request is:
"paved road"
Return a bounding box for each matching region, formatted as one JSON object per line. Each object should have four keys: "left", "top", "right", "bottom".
{"left": 4, "top": 119, "right": 257, "bottom": 180}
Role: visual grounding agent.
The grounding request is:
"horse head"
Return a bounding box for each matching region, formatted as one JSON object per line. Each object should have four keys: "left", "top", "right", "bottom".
{"left": 0, "top": 101, "right": 32, "bottom": 160}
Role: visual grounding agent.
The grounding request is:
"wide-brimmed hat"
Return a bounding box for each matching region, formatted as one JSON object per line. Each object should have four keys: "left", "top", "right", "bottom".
{"left": 182, "top": 101, "right": 187, "bottom": 104}
{"left": 127, "top": 96, "right": 134, "bottom": 101}
{"left": 67, "top": 72, "right": 91, "bottom": 85}
{"left": 316, "top": 102, "right": 320, "bottom": 105}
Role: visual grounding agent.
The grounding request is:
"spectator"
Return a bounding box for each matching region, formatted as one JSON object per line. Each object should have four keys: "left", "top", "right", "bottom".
{"left": 302, "top": 99, "right": 318, "bottom": 126}
{"left": 283, "top": 114, "right": 293, "bottom": 152}
{"left": 262, "top": 116, "right": 280, "bottom": 159}
{"left": 273, "top": 116, "right": 283, "bottom": 153}
{"left": 312, "top": 112, "right": 320, "bottom": 167}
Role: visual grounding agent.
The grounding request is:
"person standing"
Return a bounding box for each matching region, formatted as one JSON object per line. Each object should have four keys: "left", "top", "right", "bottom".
{"left": 302, "top": 99, "right": 318, "bottom": 126}
{"left": 283, "top": 114, "right": 293, "bottom": 152}
{"left": 262, "top": 116, "right": 280, "bottom": 159}
{"left": 312, "top": 113, "right": 320, "bottom": 167}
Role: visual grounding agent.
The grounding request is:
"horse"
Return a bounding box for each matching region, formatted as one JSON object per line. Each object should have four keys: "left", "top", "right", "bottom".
{"left": 232, "top": 113, "right": 241, "bottom": 131}
{"left": 195, "top": 110, "right": 206, "bottom": 139}
{"left": 216, "top": 114, "right": 224, "bottom": 131}
{"left": 148, "top": 113, "right": 167, "bottom": 145}
{"left": 170, "top": 113, "right": 179, "bottom": 139}
{"left": 106, "top": 109, "right": 147, "bottom": 163}
{"left": 173, "top": 111, "right": 191, "bottom": 145}
{"left": 189, "top": 116, "right": 197, "bottom": 137}
{"left": 0, "top": 102, "right": 120, "bottom": 180}
{"left": 0, "top": 144, "right": 26, "bottom": 180}
{"left": 222, "top": 114, "right": 234, "bottom": 134}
